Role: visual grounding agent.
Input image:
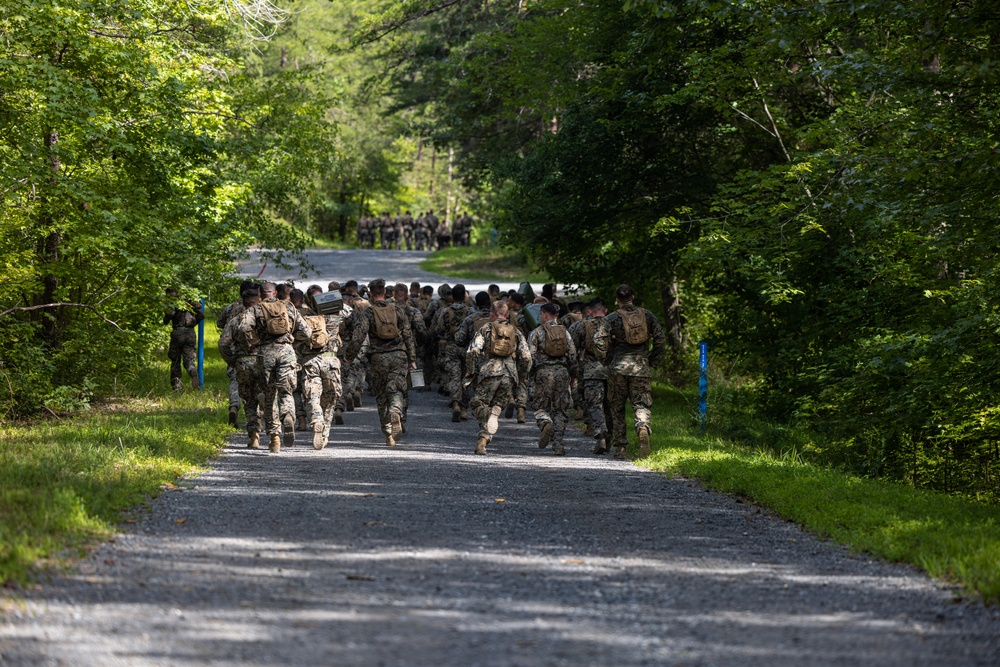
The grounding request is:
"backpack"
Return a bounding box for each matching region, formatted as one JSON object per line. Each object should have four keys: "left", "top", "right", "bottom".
{"left": 446, "top": 305, "right": 467, "bottom": 337}
{"left": 471, "top": 313, "right": 491, "bottom": 337}
{"left": 372, "top": 303, "right": 400, "bottom": 340}
{"left": 619, "top": 307, "right": 649, "bottom": 345}
{"left": 583, "top": 318, "right": 599, "bottom": 356}
{"left": 543, "top": 323, "right": 568, "bottom": 357}
{"left": 261, "top": 300, "right": 291, "bottom": 336}
{"left": 489, "top": 321, "right": 516, "bottom": 357}
{"left": 304, "top": 315, "right": 329, "bottom": 349}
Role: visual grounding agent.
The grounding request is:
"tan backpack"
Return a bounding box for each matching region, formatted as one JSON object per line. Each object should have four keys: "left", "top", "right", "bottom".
{"left": 619, "top": 307, "right": 649, "bottom": 345}
{"left": 446, "top": 305, "right": 467, "bottom": 337}
{"left": 489, "top": 321, "right": 516, "bottom": 357}
{"left": 372, "top": 303, "right": 400, "bottom": 340}
{"left": 543, "top": 323, "right": 568, "bottom": 357}
{"left": 583, "top": 318, "right": 599, "bottom": 356}
{"left": 261, "top": 300, "right": 291, "bottom": 336}
{"left": 304, "top": 315, "right": 329, "bottom": 349}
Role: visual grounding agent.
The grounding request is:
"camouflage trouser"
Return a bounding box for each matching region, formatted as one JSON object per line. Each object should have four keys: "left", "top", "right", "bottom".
{"left": 607, "top": 373, "right": 652, "bottom": 448}
{"left": 226, "top": 365, "right": 241, "bottom": 410}
{"left": 514, "top": 377, "right": 528, "bottom": 410}
{"left": 337, "top": 357, "right": 352, "bottom": 411}
{"left": 349, "top": 354, "right": 369, "bottom": 396}
{"left": 582, "top": 378, "right": 609, "bottom": 440}
{"left": 443, "top": 343, "right": 467, "bottom": 407}
{"left": 370, "top": 350, "right": 408, "bottom": 435}
{"left": 167, "top": 327, "right": 197, "bottom": 389}
{"left": 294, "top": 368, "right": 306, "bottom": 423}
{"left": 257, "top": 344, "right": 297, "bottom": 437}
{"left": 233, "top": 356, "right": 262, "bottom": 436}
{"left": 302, "top": 354, "right": 342, "bottom": 441}
{"left": 533, "top": 365, "right": 572, "bottom": 447}
{"left": 470, "top": 374, "right": 515, "bottom": 444}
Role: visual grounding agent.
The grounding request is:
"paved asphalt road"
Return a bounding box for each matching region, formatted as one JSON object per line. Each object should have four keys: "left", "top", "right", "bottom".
{"left": 1, "top": 251, "right": 998, "bottom": 666}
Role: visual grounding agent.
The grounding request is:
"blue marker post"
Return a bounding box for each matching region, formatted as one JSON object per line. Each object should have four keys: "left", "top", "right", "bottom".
{"left": 698, "top": 341, "right": 708, "bottom": 430}
{"left": 197, "top": 297, "right": 205, "bottom": 390}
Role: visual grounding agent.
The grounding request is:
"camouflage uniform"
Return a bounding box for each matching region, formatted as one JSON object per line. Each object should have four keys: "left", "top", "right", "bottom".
{"left": 216, "top": 300, "right": 245, "bottom": 411}
{"left": 528, "top": 322, "right": 577, "bottom": 454}
{"left": 395, "top": 298, "right": 427, "bottom": 422}
{"left": 466, "top": 321, "right": 532, "bottom": 447}
{"left": 296, "top": 311, "right": 345, "bottom": 448}
{"left": 569, "top": 315, "right": 610, "bottom": 445}
{"left": 164, "top": 302, "right": 204, "bottom": 390}
{"left": 432, "top": 302, "right": 472, "bottom": 410}
{"left": 592, "top": 305, "right": 666, "bottom": 454}
{"left": 220, "top": 309, "right": 262, "bottom": 439}
{"left": 241, "top": 298, "right": 311, "bottom": 441}
{"left": 344, "top": 300, "right": 415, "bottom": 438}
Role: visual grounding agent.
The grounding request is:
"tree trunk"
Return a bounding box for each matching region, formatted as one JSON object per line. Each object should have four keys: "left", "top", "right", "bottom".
{"left": 337, "top": 179, "right": 348, "bottom": 241}
{"left": 658, "top": 274, "right": 686, "bottom": 383}
{"left": 37, "top": 129, "right": 61, "bottom": 345}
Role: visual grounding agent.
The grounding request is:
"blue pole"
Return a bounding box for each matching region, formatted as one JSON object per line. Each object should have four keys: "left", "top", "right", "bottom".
{"left": 698, "top": 341, "right": 708, "bottom": 429}
{"left": 197, "top": 297, "right": 205, "bottom": 390}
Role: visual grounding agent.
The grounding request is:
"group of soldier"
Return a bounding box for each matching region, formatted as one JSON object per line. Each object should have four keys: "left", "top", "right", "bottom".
{"left": 356, "top": 211, "right": 474, "bottom": 250}
{"left": 181, "top": 277, "right": 665, "bottom": 459}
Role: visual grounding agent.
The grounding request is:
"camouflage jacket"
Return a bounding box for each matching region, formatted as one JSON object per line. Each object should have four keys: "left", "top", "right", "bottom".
{"left": 295, "top": 312, "right": 347, "bottom": 360}
{"left": 219, "top": 309, "right": 257, "bottom": 363}
{"left": 215, "top": 299, "right": 241, "bottom": 330}
{"left": 466, "top": 320, "right": 532, "bottom": 383}
{"left": 432, "top": 302, "right": 471, "bottom": 344}
{"left": 453, "top": 308, "right": 491, "bottom": 348}
{"left": 528, "top": 321, "right": 577, "bottom": 370}
{"left": 568, "top": 316, "right": 608, "bottom": 381}
{"left": 241, "top": 298, "right": 311, "bottom": 348}
{"left": 592, "top": 305, "right": 666, "bottom": 378}
{"left": 344, "top": 300, "right": 414, "bottom": 364}
{"left": 164, "top": 302, "right": 204, "bottom": 330}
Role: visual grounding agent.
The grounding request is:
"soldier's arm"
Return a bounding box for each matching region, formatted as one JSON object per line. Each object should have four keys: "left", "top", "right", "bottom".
{"left": 466, "top": 330, "right": 485, "bottom": 372}
{"left": 647, "top": 311, "right": 667, "bottom": 368}
{"left": 400, "top": 309, "right": 416, "bottom": 364}
{"left": 343, "top": 310, "right": 368, "bottom": 362}
{"left": 192, "top": 301, "right": 205, "bottom": 324}
{"left": 592, "top": 316, "right": 611, "bottom": 362}
{"left": 516, "top": 331, "right": 533, "bottom": 379}
{"left": 215, "top": 303, "right": 231, "bottom": 330}
{"left": 564, "top": 328, "right": 577, "bottom": 362}
{"left": 291, "top": 307, "right": 312, "bottom": 344}
{"left": 454, "top": 317, "right": 471, "bottom": 347}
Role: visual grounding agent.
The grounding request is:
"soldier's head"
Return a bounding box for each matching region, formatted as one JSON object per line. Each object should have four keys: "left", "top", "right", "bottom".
{"left": 508, "top": 293, "right": 525, "bottom": 311}
{"left": 615, "top": 284, "right": 635, "bottom": 305}
{"left": 307, "top": 285, "right": 323, "bottom": 297}
{"left": 368, "top": 278, "right": 387, "bottom": 299}
{"left": 452, "top": 284, "right": 467, "bottom": 303}
{"left": 327, "top": 281, "right": 341, "bottom": 292}
{"left": 276, "top": 283, "right": 293, "bottom": 301}
{"left": 393, "top": 283, "right": 408, "bottom": 301}
{"left": 541, "top": 302, "right": 560, "bottom": 323}
{"left": 569, "top": 300, "right": 584, "bottom": 314}
{"left": 488, "top": 284, "right": 500, "bottom": 298}
{"left": 437, "top": 283, "right": 451, "bottom": 298}
{"left": 242, "top": 288, "right": 260, "bottom": 308}
{"left": 410, "top": 281, "right": 420, "bottom": 296}
{"left": 542, "top": 283, "right": 557, "bottom": 300}
{"left": 475, "top": 291, "right": 491, "bottom": 310}
{"left": 344, "top": 280, "right": 359, "bottom": 296}
{"left": 589, "top": 297, "right": 608, "bottom": 317}
{"left": 239, "top": 279, "right": 257, "bottom": 295}
{"left": 260, "top": 282, "right": 277, "bottom": 299}
{"left": 422, "top": 285, "right": 434, "bottom": 297}
{"left": 490, "top": 301, "right": 509, "bottom": 321}
{"left": 290, "top": 289, "right": 304, "bottom": 307}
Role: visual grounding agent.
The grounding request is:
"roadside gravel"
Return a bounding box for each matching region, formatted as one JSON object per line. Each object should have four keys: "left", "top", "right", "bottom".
{"left": 2, "top": 387, "right": 998, "bottom": 666}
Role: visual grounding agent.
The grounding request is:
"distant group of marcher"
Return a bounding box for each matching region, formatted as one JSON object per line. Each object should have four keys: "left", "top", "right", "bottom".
{"left": 356, "top": 211, "right": 474, "bottom": 250}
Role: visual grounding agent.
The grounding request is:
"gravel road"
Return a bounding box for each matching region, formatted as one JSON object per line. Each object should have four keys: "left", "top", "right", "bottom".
{"left": 2, "top": 251, "right": 998, "bottom": 665}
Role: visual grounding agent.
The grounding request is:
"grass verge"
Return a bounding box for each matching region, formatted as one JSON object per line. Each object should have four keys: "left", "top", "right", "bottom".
{"left": 0, "top": 325, "right": 233, "bottom": 586}
{"left": 421, "top": 245, "right": 549, "bottom": 282}
{"left": 641, "top": 382, "right": 1000, "bottom": 604}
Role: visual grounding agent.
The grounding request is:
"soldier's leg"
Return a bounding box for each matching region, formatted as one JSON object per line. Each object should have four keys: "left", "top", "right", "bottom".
{"left": 272, "top": 347, "right": 298, "bottom": 446}
{"left": 445, "top": 346, "right": 466, "bottom": 408}
{"left": 235, "top": 357, "right": 261, "bottom": 445}
{"left": 471, "top": 376, "right": 513, "bottom": 447}
{"left": 226, "top": 364, "right": 241, "bottom": 411}
{"left": 259, "top": 351, "right": 282, "bottom": 438}
{"left": 369, "top": 353, "right": 392, "bottom": 435}
{"left": 629, "top": 375, "right": 653, "bottom": 434}
{"left": 607, "top": 373, "right": 629, "bottom": 450}
{"left": 167, "top": 334, "right": 183, "bottom": 391}
{"left": 179, "top": 329, "right": 199, "bottom": 389}
{"left": 584, "top": 379, "right": 609, "bottom": 440}
{"left": 549, "top": 368, "right": 572, "bottom": 454}
{"left": 319, "top": 357, "right": 342, "bottom": 439}
{"left": 533, "top": 367, "right": 557, "bottom": 449}
{"left": 301, "top": 358, "right": 324, "bottom": 429}
{"left": 294, "top": 367, "right": 308, "bottom": 430}
{"left": 383, "top": 353, "right": 408, "bottom": 433}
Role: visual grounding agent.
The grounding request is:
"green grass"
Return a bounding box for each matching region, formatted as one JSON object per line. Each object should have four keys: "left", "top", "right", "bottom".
{"left": 421, "top": 245, "right": 550, "bottom": 282}
{"left": 638, "top": 382, "right": 1000, "bottom": 604}
{"left": 0, "top": 325, "right": 233, "bottom": 585}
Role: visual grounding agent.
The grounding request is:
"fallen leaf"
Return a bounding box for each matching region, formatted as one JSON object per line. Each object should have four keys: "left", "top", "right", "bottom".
{"left": 104, "top": 559, "right": 115, "bottom": 565}
{"left": 123, "top": 519, "right": 136, "bottom": 524}
{"left": 562, "top": 558, "right": 586, "bottom": 565}
{"left": 495, "top": 498, "right": 506, "bottom": 503}
{"left": 175, "top": 518, "right": 186, "bottom": 524}
{"left": 162, "top": 482, "right": 176, "bottom": 490}
{"left": 365, "top": 521, "right": 383, "bottom": 526}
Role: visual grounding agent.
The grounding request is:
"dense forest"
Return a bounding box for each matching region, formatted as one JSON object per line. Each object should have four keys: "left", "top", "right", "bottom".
{"left": 3, "top": 0, "right": 1000, "bottom": 499}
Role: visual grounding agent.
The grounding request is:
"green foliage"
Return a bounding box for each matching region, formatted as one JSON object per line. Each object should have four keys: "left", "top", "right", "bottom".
{"left": 420, "top": 245, "right": 549, "bottom": 282}
{"left": 0, "top": 325, "right": 231, "bottom": 585}
{"left": 645, "top": 382, "right": 1000, "bottom": 604}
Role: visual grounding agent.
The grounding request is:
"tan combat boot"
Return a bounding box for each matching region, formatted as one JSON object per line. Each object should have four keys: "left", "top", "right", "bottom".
{"left": 296, "top": 416, "right": 308, "bottom": 432}
{"left": 334, "top": 409, "right": 344, "bottom": 425}
{"left": 459, "top": 405, "right": 468, "bottom": 421}
{"left": 485, "top": 405, "right": 502, "bottom": 435}
{"left": 269, "top": 434, "right": 281, "bottom": 453}
{"left": 353, "top": 391, "right": 362, "bottom": 408}
{"left": 451, "top": 402, "right": 461, "bottom": 423}
{"left": 385, "top": 433, "right": 396, "bottom": 447}
{"left": 474, "top": 436, "right": 488, "bottom": 455}
{"left": 613, "top": 445, "right": 627, "bottom": 460}
{"left": 504, "top": 402, "right": 515, "bottom": 419}
{"left": 516, "top": 407, "right": 526, "bottom": 424}
{"left": 229, "top": 406, "right": 239, "bottom": 428}
{"left": 538, "top": 422, "right": 554, "bottom": 449}
{"left": 553, "top": 442, "right": 566, "bottom": 456}
{"left": 345, "top": 398, "right": 354, "bottom": 412}
{"left": 247, "top": 432, "right": 261, "bottom": 450}
{"left": 312, "top": 422, "right": 327, "bottom": 450}
{"left": 390, "top": 412, "right": 402, "bottom": 437}
{"left": 637, "top": 426, "right": 651, "bottom": 458}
